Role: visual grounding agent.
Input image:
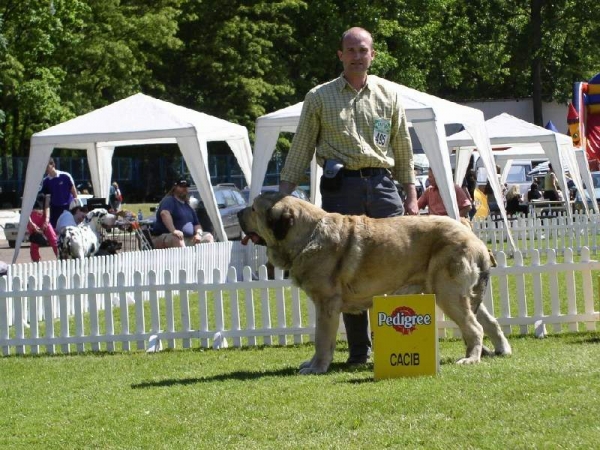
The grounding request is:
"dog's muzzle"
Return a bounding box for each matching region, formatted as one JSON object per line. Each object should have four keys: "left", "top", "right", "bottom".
{"left": 238, "top": 209, "right": 267, "bottom": 246}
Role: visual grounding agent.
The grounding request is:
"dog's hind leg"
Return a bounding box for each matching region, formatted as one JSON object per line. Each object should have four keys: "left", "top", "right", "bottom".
{"left": 475, "top": 304, "right": 512, "bottom": 356}
{"left": 471, "top": 268, "right": 512, "bottom": 357}
{"left": 429, "top": 255, "right": 484, "bottom": 364}
{"left": 438, "top": 294, "right": 484, "bottom": 364}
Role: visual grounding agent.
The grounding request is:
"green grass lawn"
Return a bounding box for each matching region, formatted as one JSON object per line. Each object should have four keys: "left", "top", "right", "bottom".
{"left": 2, "top": 333, "right": 600, "bottom": 449}
{"left": 4, "top": 219, "right": 600, "bottom": 448}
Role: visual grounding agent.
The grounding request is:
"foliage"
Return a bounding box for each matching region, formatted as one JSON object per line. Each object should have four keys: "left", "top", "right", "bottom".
{"left": 162, "top": 0, "right": 304, "bottom": 131}
{"left": 0, "top": 0, "right": 183, "bottom": 156}
{"left": 2, "top": 0, "right": 600, "bottom": 155}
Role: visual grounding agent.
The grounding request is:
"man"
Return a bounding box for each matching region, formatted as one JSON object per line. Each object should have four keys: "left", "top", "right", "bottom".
{"left": 55, "top": 198, "right": 88, "bottom": 234}
{"left": 544, "top": 163, "right": 559, "bottom": 201}
{"left": 279, "top": 27, "right": 418, "bottom": 366}
{"left": 41, "top": 158, "right": 78, "bottom": 228}
{"left": 151, "top": 179, "right": 214, "bottom": 249}
{"left": 417, "top": 168, "right": 472, "bottom": 217}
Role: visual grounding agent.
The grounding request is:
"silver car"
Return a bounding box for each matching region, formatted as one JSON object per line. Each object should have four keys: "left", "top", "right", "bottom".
{"left": 188, "top": 184, "right": 247, "bottom": 240}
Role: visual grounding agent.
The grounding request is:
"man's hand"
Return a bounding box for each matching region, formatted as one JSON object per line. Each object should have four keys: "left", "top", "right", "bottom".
{"left": 279, "top": 181, "right": 297, "bottom": 195}
{"left": 403, "top": 183, "right": 419, "bottom": 215}
{"left": 172, "top": 229, "right": 184, "bottom": 240}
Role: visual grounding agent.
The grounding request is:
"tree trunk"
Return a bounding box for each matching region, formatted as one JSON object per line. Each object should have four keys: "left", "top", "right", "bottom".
{"left": 531, "top": 0, "right": 545, "bottom": 126}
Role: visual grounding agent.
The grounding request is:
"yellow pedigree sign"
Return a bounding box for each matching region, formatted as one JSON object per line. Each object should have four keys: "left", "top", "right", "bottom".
{"left": 369, "top": 295, "right": 438, "bottom": 380}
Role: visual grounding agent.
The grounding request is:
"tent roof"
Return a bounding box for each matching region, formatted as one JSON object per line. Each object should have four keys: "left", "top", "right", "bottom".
{"left": 448, "top": 112, "right": 597, "bottom": 215}
{"left": 447, "top": 112, "right": 571, "bottom": 147}
{"left": 394, "top": 84, "right": 484, "bottom": 124}
{"left": 255, "top": 102, "right": 304, "bottom": 133}
{"left": 32, "top": 93, "right": 250, "bottom": 147}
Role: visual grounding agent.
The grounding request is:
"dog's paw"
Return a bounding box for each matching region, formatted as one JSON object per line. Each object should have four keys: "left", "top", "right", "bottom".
{"left": 299, "top": 359, "right": 313, "bottom": 370}
{"left": 494, "top": 346, "right": 512, "bottom": 357}
{"left": 456, "top": 356, "right": 481, "bottom": 365}
{"left": 298, "top": 358, "right": 329, "bottom": 374}
{"left": 298, "top": 366, "right": 328, "bottom": 375}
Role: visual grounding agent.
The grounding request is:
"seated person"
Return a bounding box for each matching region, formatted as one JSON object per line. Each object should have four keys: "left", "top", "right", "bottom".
{"left": 151, "top": 179, "right": 214, "bottom": 249}
{"left": 417, "top": 168, "right": 472, "bottom": 217}
{"left": 527, "top": 182, "right": 542, "bottom": 202}
{"left": 55, "top": 198, "right": 88, "bottom": 234}
{"left": 27, "top": 193, "right": 58, "bottom": 262}
{"left": 505, "top": 185, "right": 529, "bottom": 216}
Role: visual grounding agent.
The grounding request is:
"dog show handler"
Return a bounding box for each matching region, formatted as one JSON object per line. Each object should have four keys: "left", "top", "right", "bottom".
{"left": 279, "top": 26, "right": 418, "bottom": 366}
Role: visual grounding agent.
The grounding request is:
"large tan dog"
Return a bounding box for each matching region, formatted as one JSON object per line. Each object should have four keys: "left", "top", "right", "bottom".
{"left": 239, "top": 192, "right": 511, "bottom": 374}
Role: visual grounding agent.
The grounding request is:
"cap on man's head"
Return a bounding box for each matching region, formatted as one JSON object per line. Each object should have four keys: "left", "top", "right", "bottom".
{"left": 174, "top": 179, "right": 190, "bottom": 187}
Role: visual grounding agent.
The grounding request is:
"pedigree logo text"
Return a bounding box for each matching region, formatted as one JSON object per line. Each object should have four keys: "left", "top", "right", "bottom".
{"left": 377, "top": 306, "right": 432, "bottom": 335}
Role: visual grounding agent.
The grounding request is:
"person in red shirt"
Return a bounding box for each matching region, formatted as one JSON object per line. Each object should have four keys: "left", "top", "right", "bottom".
{"left": 418, "top": 168, "right": 472, "bottom": 217}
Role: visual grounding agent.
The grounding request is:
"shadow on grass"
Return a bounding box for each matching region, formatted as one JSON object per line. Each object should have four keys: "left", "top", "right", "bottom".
{"left": 130, "top": 361, "right": 375, "bottom": 388}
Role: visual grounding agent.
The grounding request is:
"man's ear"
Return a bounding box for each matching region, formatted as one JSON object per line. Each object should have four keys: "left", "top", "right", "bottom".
{"left": 268, "top": 206, "right": 294, "bottom": 241}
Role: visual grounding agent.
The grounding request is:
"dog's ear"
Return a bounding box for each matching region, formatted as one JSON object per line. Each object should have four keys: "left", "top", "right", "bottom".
{"left": 268, "top": 205, "right": 294, "bottom": 241}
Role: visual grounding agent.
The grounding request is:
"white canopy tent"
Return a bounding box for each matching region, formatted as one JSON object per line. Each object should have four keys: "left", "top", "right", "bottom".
{"left": 13, "top": 93, "right": 253, "bottom": 262}
{"left": 251, "top": 83, "right": 513, "bottom": 244}
{"left": 447, "top": 113, "right": 597, "bottom": 216}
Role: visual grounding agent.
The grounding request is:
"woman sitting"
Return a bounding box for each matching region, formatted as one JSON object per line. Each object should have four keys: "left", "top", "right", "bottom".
{"left": 506, "top": 185, "right": 529, "bottom": 216}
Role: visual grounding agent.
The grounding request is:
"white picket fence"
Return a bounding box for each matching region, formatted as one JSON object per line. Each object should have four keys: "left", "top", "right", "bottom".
{"left": 1, "top": 215, "right": 600, "bottom": 356}
{"left": 473, "top": 211, "right": 600, "bottom": 256}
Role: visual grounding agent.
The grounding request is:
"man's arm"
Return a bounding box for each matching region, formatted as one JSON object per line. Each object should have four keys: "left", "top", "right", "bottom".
{"left": 279, "top": 181, "right": 297, "bottom": 195}
{"left": 459, "top": 205, "right": 472, "bottom": 217}
{"left": 159, "top": 209, "right": 183, "bottom": 240}
{"left": 44, "top": 194, "right": 51, "bottom": 224}
{"left": 403, "top": 183, "right": 419, "bottom": 215}
{"left": 279, "top": 94, "right": 320, "bottom": 187}
{"left": 455, "top": 185, "right": 473, "bottom": 218}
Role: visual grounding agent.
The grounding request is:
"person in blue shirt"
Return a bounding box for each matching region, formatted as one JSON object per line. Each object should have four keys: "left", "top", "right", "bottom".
{"left": 41, "top": 158, "right": 78, "bottom": 228}
{"left": 151, "top": 179, "right": 214, "bottom": 249}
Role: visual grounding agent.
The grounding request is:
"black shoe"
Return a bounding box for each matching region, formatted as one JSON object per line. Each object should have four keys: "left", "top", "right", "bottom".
{"left": 346, "top": 351, "right": 372, "bottom": 366}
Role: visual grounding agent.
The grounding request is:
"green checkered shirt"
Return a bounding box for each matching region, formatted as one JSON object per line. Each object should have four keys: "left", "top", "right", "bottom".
{"left": 280, "top": 74, "right": 415, "bottom": 185}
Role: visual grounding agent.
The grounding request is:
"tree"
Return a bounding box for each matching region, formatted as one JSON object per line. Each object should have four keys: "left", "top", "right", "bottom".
{"left": 0, "top": 0, "right": 183, "bottom": 156}
{"left": 161, "top": 0, "right": 305, "bottom": 132}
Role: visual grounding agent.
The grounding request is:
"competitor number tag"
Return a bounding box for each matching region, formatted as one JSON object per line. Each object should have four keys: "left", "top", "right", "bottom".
{"left": 373, "top": 118, "right": 391, "bottom": 147}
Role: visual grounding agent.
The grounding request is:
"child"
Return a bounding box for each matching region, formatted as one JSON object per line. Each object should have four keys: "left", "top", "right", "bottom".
{"left": 27, "top": 193, "right": 58, "bottom": 262}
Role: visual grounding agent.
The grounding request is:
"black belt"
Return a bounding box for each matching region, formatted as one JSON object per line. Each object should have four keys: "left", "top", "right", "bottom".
{"left": 343, "top": 167, "right": 389, "bottom": 177}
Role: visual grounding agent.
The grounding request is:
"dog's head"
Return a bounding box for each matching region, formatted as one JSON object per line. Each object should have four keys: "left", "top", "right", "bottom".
{"left": 84, "top": 208, "right": 118, "bottom": 229}
{"left": 238, "top": 191, "right": 322, "bottom": 247}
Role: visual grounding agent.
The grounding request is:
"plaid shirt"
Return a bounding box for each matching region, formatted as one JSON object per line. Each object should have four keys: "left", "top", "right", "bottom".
{"left": 280, "top": 74, "right": 415, "bottom": 185}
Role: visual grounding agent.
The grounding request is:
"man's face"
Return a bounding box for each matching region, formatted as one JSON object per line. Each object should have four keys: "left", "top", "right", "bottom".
{"left": 337, "top": 30, "right": 375, "bottom": 77}
{"left": 46, "top": 163, "right": 55, "bottom": 175}
{"left": 174, "top": 185, "right": 189, "bottom": 201}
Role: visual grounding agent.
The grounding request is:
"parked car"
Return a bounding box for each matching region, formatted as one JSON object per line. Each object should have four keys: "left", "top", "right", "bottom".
{"left": 241, "top": 185, "right": 309, "bottom": 203}
{"left": 3, "top": 194, "right": 93, "bottom": 248}
{"left": 574, "top": 171, "right": 600, "bottom": 212}
{"left": 188, "top": 184, "right": 247, "bottom": 240}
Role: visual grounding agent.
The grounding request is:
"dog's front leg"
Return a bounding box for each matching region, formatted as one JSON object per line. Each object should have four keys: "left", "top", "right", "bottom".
{"left": 299, "top": 298, "right": 340, "bottom": 375}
